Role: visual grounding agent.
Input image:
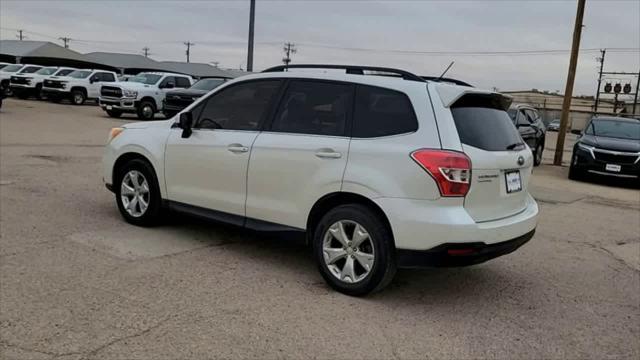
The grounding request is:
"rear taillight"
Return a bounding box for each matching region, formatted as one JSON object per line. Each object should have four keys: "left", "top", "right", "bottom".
{"left": 410, "top": 149, "right": 471, "bottom": 197}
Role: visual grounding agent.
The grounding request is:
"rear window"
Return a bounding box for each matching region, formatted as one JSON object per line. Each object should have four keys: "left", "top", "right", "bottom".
{"left": 451, "top": 95, "right": 523, "bottom": 151}
{"left": 353, "top": 85, "right": 417, "bottom": 138}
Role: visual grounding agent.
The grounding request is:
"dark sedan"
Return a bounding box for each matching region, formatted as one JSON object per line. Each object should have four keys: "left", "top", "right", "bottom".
{"left": 508, "top": 104, "right": 547, "bottom": 166}
{"left": 162, "top": 77, "right": 227, "bottom": 118}
{"left": 569, "top": 117, "right": 640, "bottom": 181}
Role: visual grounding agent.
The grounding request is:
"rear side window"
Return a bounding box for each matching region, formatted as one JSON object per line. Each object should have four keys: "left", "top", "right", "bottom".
{"left": 271, "top": 80, "right": 352, "bottom": 136}
{"left": 353, "top": 85, "right": 417, "bottom": 138}
{"left": 451, "top": 95, "right": 523, "bottom": 151}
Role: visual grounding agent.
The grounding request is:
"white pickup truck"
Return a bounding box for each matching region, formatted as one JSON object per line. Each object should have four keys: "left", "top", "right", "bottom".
{"left": 42, "top": 69, "right": 119, "bottom": 105}
{"left": 1, "top": 64, "right": 42, "bottom": 96}
{"left": 98, "top": 72, "right": 193, "bottom": 119}
{"left": 10, "top": 67, "right": 76, "bottom": 99}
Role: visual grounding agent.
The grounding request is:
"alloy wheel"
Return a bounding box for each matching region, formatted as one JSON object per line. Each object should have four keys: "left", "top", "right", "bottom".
{"left": 322, "top": 220, "right": 375, "bottom": 283}
{"left": 73, "top": 93, "right": 84, "bottom": 104}
{"left": 142, "top": 105, "right": 154, "bottom": 119}
{"left": 120, "top": 170, "right": 150, "bottom": 217}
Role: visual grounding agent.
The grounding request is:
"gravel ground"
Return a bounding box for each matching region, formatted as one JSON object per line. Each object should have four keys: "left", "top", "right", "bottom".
{"left": 1, "top": 98, "right": 639, "bottom": 359}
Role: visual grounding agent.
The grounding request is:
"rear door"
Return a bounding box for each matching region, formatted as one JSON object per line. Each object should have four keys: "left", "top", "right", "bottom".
{"left": 245, "top": 79, "right": 353, "bottom": 228}
{"left": 450, "top": 95, "right": 533, "bottom": 222}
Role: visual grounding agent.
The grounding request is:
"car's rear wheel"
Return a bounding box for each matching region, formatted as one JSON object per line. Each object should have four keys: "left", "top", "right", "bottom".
{"left": 313, "top": 204, "right": 396, "bottom": 296}
{"left": 115, "top": 159, "right": 162, "bottom": 226}
{"left": 106, "top": 109, "right": 122, "bottom": 118}
{"left": 533, "top": 141, "right": 544, "bottom": 166}
{"left": 137, "top": 100, "right": 156, "bottom": 120}
{"left": 71, "top": 90, "right": 85, "bottom": 105}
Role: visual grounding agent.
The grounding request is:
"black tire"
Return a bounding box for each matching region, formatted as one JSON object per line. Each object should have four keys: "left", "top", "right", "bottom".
{"left": 533, "top": 141, "right": 544, "bottom": 166}
{"left": 35, "top": 84, "right": 43, "bottom": 100}
{"left": 312, "top": 204, "right": 396, "bottom": 296}
{"left": 114, "top": 159, "right": 163, "bottom": 226}
{"left": 106, "top": 109, "right": 123, "bottom": 118}
{"left": 137, "top": 100, "right": 156, "bottom": 120}
{"left": 71, "top": 89, "right": 85, "bottom": 105}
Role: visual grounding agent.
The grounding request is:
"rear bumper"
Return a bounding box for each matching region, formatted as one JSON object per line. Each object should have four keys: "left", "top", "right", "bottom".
{"left": 397, "top": 229, "right": 535, "bottom": 268}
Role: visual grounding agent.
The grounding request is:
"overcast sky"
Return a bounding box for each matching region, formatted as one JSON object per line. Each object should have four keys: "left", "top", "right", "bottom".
{"left": 1, "top": 0, "right": 638, "bottom": 95}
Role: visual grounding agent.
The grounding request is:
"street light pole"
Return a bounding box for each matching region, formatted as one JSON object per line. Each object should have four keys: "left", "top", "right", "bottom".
{"left": 554, "top": 0, "right": 586, "bottom": 166}
{"left": 246, "top": 0, "right": 256, "bottom": 72}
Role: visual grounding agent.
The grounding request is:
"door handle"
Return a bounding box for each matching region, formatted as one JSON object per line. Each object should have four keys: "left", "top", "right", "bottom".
{"left": 227, "top": 144, "right": 249, "bottom": 153}
{"left": 315, "top": 149, "right": 342, "bottom": 159}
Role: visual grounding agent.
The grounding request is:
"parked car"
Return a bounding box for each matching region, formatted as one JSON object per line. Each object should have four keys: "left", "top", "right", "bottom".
{"left": 42, "top": 69, "right": 118, "bottom": 105}
{"left": 1, "top": 64, "right": 42, "bottom": 96}
{"left": 569, "top": 116, "right": 640, "bottom": 181}
{"left": 10, "top": 67, "right": 76, "bottom": 99}
{"left": 0, "top": 62, "right": 11, "bottom": 70}
{"left": 162, "top": 77, "right": 227, "bottom": 118}
{"left": 98, "top": 72, "right": 194, "bottom": 120}
{"left": 547, "top": 119, "right": 560, "bottom": 131}
{"left": 507, "top": 104, "right": 546, "bottom": 166}
{"left": 103, "top": 64, "right": 538, "bottom": 296}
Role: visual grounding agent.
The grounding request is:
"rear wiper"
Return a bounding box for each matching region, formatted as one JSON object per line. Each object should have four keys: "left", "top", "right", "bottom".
{"left": 506, "top": 142, "right": 525, "bottom": 150}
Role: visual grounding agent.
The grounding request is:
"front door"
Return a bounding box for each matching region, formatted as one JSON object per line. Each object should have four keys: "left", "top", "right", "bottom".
{"left": 164, "top": 79, "right": 282, "bottom": 219}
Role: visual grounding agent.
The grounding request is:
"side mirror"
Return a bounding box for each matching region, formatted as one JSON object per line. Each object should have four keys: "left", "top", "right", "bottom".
{"left": 179, "top": 112, "right": 193, "bottom": 138}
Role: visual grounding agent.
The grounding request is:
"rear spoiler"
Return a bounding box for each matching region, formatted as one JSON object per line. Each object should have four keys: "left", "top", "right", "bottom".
{"left": 435, "top": 84, "right": 513, "bottom": 111}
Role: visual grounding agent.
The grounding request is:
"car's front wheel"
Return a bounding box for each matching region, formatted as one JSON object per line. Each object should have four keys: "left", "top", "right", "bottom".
{"left": 115, "top": 159, "right": 162, "bottom": 226}
{"left": 137, "top": 100, "right": 156, "bottom": 120}
{"left": 313, "top": 204, "right": 396, "bottom": 296}
{"left": 71, "top": 90, "right": 85, "bottom": 105}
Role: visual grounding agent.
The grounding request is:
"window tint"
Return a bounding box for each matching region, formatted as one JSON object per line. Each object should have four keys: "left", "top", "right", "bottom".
{"left": 525, "top": 109, "right": 538, "bottom": 123}
{"left": 271, "top": 80, "right": 352, "bottom": 136}
{"left": 55, "top": 69, "right": 74, "bottom": 76}
{"left": 451, "top": 95, "right": 523, "bottom": 151}
{"left": 101, "top": 73, "right": 116, "bottom": 82}
{"left": 195, "top": 80, "right": 281, "bottom": 131}
{"left": 175, "top": 77, "right": 191, "bottom": 88}
{"left": 353, "top": 85, "right": 417, "bottom": 137}
{"left": 159, "top": 76, "right": 175, "bottom": 88}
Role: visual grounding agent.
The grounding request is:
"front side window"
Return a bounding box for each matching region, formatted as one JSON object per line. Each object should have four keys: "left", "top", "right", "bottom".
{"left": 159, "top": 76, "right": 176, "bottom": 88}
{"left": 100, "top": 73, "right": 116, "bottom": 82}
{"left": 68, "top": 70, "right": 92, "bottom": 79}
{"left": 175, "top": 77, "right": 191, "bottom": 88}
{"left": 36, "top": 67, "right": 58, "bottom": 76}
{"left": 271, "top": 80, "right": 352, "bottom": 136}
{"left": 353, "top": 85, "right": 417, "bottom": 138}
{"left": 195, "top": 80, "right": 281, "bottom": 131}
{"left": 130, "top": 74, "right": 162, "bottom": 85}
{"left": 18, "top": 66, "right": 41, "bottom": 74}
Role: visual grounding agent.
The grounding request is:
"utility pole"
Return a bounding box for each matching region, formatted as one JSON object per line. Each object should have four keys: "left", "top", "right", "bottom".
{"left": 142, "top": 47, "right": 151, "bottom": 58}
{"left": 246, "top": 0, "right": 256, "bottom": 72}
{"left": 283, "top": 42, "right": 296, "bottom": 68}
{"left": 554, "top": 0, "right": 585, "bottom": 166}
{"left": 184, "top": 41, "right": 195, "bottom": 63}
{"left": 594, "top": 49, "right": 606, "bottom": 114}
{"left": 59, "top": 37, "right": 71, "bottom": 49}
{"left": 16, "top": 29, "right": 25, "bottom": 40}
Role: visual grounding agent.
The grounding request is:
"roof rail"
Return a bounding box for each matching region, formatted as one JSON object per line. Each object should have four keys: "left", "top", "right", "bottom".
{"left": 262, "top": 64, "right": 425, "bottom": 82}
{"left": 421, "top": 76, "right": 473, "bottom": 87}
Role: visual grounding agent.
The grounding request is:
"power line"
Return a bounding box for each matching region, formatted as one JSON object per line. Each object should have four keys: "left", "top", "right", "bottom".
{"left": 184, "top": 41, "right": 195, "bottom": 63}
{"left": 283, "top": 42, "right": 296, "bottom": 68}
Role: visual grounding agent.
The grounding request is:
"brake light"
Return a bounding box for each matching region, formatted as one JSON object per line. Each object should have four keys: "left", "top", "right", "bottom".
{"left": 410, "top": 150, "right": 471, "bottom": 197}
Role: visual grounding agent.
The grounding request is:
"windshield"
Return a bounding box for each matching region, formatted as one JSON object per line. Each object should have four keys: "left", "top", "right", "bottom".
{"left": 18, "top": 66, "right": 42, "bottom": 74}
{"left": 191, "top": 78, "right": 226, "bottom": 91}
{"left": 586, "top": 119, "right": 640, "bottom": 141}
{"left": 55, "top": 69, "right": 75, "bottom": 76}
{"left": 36, "top": 67, "right": 58, "bottom": 76}
{"left": 129, "top": 74, "right": 162, "bottom": 85}
{"left": 2, "top": 65, "right": 23, "bottom": 73}
{"left": 68, "top": 70, "right": 92, "bottom": 79}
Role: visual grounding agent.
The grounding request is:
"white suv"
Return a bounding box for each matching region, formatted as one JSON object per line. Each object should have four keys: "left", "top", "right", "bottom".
{"left": 98, "top": 72, "right": 193, "bottom": 120}
{"left": 103, "top": 65, "right": 539, "bottom": 296}
{"left": 42, "top": 69, "right": 118, "bottom": 105}
{"left": 10, "top": 67, "right": 76, "bottom": 99}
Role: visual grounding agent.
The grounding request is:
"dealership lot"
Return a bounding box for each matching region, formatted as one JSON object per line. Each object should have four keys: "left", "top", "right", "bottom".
{"left": 1, "top": 99, "right": 638, "bottom": 359}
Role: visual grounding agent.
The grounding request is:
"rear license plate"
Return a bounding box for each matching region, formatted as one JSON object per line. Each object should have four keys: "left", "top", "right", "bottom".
{"left": 106, "top": 105, "right": 113, "bottom": 110}
{"left": 605, "top": 164, "right": 621, "bottom": 172}
{"left": 505, "top": 170, "right": 522, "bottom": 193}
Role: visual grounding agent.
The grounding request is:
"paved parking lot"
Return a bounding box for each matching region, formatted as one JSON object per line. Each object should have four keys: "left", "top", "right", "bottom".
{"left": 1, "top": 98, "right": 639, "bottom": 359}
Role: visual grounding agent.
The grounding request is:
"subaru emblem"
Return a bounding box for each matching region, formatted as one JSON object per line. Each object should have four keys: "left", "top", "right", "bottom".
{"left": 517, "top": 156, "right": 525, "bottom": 166}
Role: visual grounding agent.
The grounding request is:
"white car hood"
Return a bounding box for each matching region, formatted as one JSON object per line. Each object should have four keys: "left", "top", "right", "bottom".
{"left": 123, "top": 119, "right": 171, "bottom": 129}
